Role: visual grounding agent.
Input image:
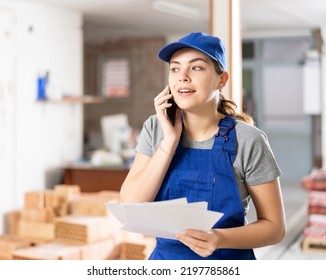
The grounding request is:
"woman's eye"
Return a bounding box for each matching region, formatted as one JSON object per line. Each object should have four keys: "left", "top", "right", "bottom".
{"left": 193, "top": 66, "right": 203, "bottom": 71}
{"left": 170, "top": 67, "right": 179, "bottom": 72}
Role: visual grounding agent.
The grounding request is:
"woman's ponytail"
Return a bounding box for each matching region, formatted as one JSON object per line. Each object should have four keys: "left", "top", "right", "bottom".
{"left": 217, "top": 93, "right": 254, "bottom": 125}
{"left": 213, "top": 60, "right": 254, "bottom": 125}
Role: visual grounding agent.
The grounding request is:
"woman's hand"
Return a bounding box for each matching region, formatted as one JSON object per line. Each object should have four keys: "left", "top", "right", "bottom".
{"left": 176, "top": 229, "right": 219, "bottom": 258}
{"left": 154, "top": 85, "right": 182, "bottom": 151}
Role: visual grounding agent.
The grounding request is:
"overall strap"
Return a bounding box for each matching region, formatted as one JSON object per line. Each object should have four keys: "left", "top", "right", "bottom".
{"left": 214, "top": 115, "right": 237, "bottom": 164}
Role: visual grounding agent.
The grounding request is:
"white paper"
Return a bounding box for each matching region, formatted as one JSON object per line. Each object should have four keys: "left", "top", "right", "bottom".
{"left": 106, "top": 198, "right": 223, "bottom": 240}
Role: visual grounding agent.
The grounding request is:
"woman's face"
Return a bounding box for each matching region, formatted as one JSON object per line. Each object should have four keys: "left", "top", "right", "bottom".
{"left": 168, "top": 48, "right": 226, "bottom": 112}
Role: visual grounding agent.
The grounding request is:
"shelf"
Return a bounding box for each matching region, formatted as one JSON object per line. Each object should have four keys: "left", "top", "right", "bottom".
{"left": 36, "top": 96, "right": 104, "bottom": 104}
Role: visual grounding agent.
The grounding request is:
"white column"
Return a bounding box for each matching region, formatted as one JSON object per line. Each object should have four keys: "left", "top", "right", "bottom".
{"left": 210, "top": 0, "right": 242, "bottom": 110}
{"left": 321, "top": 27, "right": 326, "bottom": 167}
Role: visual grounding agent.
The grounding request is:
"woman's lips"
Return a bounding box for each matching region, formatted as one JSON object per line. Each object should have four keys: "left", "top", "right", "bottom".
{"left": 178, "top": 89, "right": 196, "bottom": 97}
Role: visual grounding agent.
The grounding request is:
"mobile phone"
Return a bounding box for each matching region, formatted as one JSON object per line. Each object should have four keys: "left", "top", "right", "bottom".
{"left": 166, "top": 92, "right": 178, "bottom": 126}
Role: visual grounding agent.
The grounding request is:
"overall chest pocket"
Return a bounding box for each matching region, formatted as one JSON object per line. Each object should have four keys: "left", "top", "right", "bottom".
{"left": 168, "top": 170, "right": 214, "bottom": 207}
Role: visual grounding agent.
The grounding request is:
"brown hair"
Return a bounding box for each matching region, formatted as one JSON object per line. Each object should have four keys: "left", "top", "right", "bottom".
{"left": 214, "top": 61, "right": 254, "bottom": 125}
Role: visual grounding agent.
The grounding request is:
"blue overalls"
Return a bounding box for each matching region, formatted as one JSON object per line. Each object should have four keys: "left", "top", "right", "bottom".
{"left": 148, "top": 116, "right": 256, "bottom": 260}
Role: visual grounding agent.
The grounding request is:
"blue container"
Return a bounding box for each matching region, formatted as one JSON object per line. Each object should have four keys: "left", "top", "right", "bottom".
{"left": 37, "top": 75, "right": 47, "bottom": 100}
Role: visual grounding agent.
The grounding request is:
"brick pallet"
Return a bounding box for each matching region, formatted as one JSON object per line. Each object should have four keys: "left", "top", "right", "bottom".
{"left": 2, "top": 185, "right": 155, "bottom": 260}
{"left": 301, "top": 169, "right": 326, "bottom": 253}
{"left": 12, "top": 237, "right": 120, "bottom": 260}
{"left": 13, "top": 243, "right": 81, "bottom": 260}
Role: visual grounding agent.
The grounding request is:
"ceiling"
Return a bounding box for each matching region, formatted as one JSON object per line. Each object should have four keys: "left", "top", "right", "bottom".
{"left": 12, "top": 0, "right": 326, "bottom": 40}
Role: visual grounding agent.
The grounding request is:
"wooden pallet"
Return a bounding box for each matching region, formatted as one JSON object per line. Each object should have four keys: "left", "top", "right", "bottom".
{"left": 12, "top": 243, "right": 80, "bottom": 260}
{"left": 302, "top": 237, "right": 326, "bottom": 253}
{"left": 79, "top": 238, "right": 120, "bottom": 260}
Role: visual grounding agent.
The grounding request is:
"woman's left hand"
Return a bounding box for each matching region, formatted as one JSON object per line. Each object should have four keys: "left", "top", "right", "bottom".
{"left": 176, "top": 229, "right": 219, "bottom": 257}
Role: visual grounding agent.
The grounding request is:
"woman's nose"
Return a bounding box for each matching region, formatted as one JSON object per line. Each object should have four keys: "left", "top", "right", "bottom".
{"left": 178, "top": 70, "right": 191, "bottom": 82}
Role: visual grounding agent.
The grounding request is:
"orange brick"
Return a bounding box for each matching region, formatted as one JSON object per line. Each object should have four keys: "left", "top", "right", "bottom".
{"left": 71, "top": 190, "right": 120, "bottom": 216}
{"left": 54, "top": 184, "right": 81, "bottom": 202}
{"left": 55, "top": 216, "right": 112, "bottom": 244}
{"left": 120, "top": 242, "right": 146, "bottom": 260}
{"left": 83, "top": 238, "right": 119, "bottom": 260}
{"left": 24, "top": 192, "right": 44, "bottom": 208}
{"left": 18, "top": 220, "right": 55, "bottom": 241}
{"left": 5, "top": 211, "right": 21, "bottom": 235}
{"left": 0, "top": 234, "right": 32, "bottom": 259}
{"left": 20, "top": 208, "right": 55, "bottom": 223}
{"left": 44, "top": 190, "right": 61, "bottom": 208}
{"left": 121, "top": 231, "right": 156, "bottom": 260}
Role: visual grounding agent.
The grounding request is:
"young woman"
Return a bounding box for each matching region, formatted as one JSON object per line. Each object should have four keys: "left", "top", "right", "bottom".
{"left": 120, "top": 32, "right": 286, "bottom": 260}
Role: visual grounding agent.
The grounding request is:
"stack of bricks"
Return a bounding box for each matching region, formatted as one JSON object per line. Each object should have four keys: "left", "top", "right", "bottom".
{"left": 70, "top": 190, "right": 120, "bottom": 216}
{"left": 1, "top": 184, "right": 79, "bottom": 259}
{"left": 17, "top": 185, "right": 80, "bottom": 242}
{"left": 1, "top": 185, "right": 156, "bottom": 260}
{"left": 301, "top": 169, "right": 326, "bottom": 253}
{"left": 51, "top": 215, "right": 120, "bottom": 259}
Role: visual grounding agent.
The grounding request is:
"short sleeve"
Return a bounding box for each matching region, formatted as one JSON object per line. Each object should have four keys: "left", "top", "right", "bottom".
{"left": 234, "top": 121, "right": 282, "bottom": 187}
{"left": 135, "top": 115, "right": 164, "bottom": 157}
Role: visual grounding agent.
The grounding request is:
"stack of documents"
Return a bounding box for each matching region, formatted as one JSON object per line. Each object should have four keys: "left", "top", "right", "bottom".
{"left": 106, "top": 198, "right": 223, "bottom": 240}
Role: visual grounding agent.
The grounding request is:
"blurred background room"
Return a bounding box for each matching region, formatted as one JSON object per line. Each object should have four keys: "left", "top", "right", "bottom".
{"left": 0, "top": 0, "right": 326, "bottom": 260}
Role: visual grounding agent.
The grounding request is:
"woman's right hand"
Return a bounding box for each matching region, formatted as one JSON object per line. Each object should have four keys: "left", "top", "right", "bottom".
{"left": 154, "top": 85, "right": 182, "bottom": 152}
{"left": 120, "top": 86, "right": 183, "bottom": 203}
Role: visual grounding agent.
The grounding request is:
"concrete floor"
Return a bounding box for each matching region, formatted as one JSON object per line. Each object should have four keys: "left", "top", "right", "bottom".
{"left": 247, "top": 183, "right": 326, "bottom": 260}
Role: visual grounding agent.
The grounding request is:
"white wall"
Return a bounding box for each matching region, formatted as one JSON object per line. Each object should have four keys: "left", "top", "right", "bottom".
{"left": 0, "top": 8, "right": 15, "bottom": 235}
{"left": 0, "top": 1, "right": 83, "bottom": 233}
{"left": 321, "top": 27, "right": 326, "bottom": 167}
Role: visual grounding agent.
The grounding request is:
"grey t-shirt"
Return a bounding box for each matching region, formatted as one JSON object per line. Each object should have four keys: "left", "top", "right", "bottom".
{"left": 135, "top": 115, "right": 281, "bottom": 214}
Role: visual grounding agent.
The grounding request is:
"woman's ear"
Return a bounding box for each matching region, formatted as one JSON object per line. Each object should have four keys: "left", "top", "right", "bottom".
{"left": 218, "top": 71, "right": 229, "bottom": 89}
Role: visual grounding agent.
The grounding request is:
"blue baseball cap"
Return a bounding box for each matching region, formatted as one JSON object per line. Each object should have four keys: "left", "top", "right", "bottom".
{"left": 158, "top": 32, "right": 227, "bottom": 70}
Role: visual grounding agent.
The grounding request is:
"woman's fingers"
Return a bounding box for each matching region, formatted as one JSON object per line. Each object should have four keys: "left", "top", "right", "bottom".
{"left": 154, "top": 86, "right": 172, "bottom": 108}
{"left": 153, "top": 85, "right": 182, "bottom": 143}
{"left": 154, "top": 86, "right": 175, "bottom": 124}
{"left": 176, "top": 230, "right": 218, "bottom": 257}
